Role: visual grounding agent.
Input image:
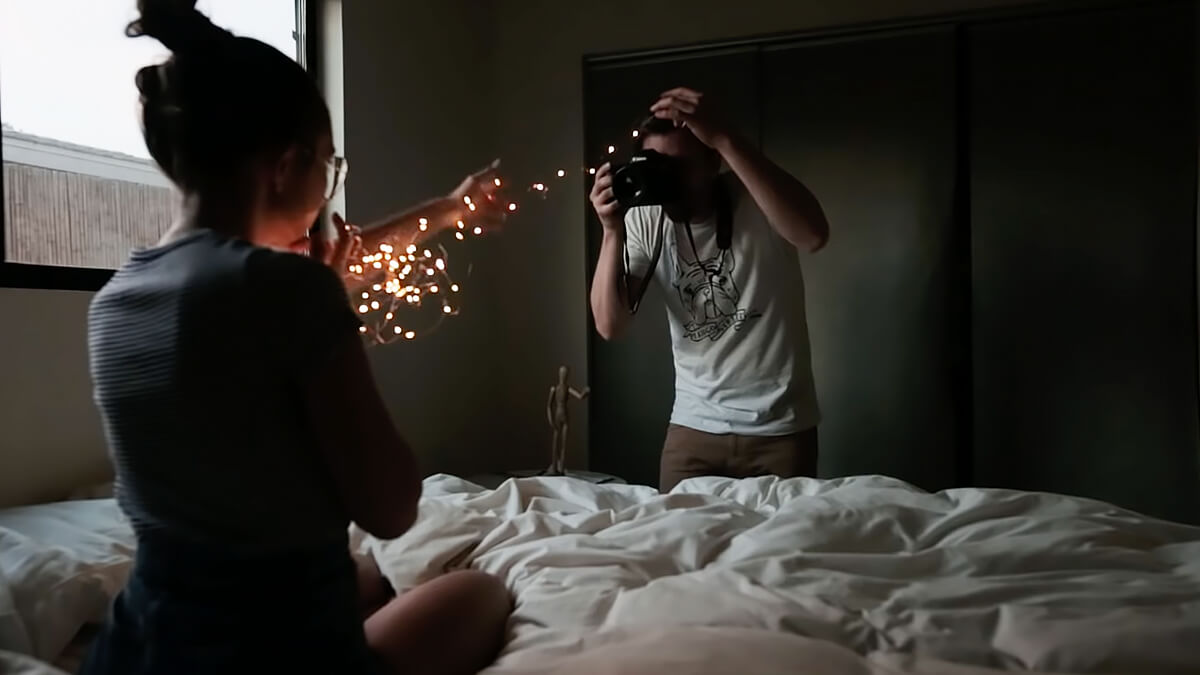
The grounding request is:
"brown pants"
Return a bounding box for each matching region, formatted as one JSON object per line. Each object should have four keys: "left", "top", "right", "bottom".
{"left": 660, "top": 424, "right": 819, "bottom": 492}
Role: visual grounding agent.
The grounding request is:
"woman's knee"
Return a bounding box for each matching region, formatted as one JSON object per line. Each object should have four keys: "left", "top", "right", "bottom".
{"left": 439, "top": 570, "right": 511, "bottom": 618}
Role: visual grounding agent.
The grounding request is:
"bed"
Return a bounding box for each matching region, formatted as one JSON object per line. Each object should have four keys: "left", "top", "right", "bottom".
{"left": 3, "top": 474, "right": 1199, "bottom": 674}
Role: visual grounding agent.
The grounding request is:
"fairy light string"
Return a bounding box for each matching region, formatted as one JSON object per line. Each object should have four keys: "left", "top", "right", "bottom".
{"left": 347, "top": 132, "right": 631, "bottom": 345}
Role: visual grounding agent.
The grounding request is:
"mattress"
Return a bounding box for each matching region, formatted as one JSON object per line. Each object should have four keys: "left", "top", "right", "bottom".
{"left": 4, "top": 474, "right": 1200, "bottom": 674}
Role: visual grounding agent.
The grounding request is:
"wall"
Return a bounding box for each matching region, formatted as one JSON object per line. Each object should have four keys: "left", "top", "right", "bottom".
{"left": 341, "top": 0, "right": 505, "bottom": 478}
{"left": 0, "top": 288, "right": 109, "bottom": 507}
{"left": 487, "top": 0, "right": 1039, "bottom": 474}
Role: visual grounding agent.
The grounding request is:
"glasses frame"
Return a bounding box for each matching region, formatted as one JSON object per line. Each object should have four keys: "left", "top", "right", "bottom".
{"left": 324, "top": 155, "right": 348, "bottom": 201}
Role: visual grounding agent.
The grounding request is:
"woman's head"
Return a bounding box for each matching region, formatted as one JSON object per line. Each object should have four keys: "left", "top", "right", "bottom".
{"left": 128, "top": 0, "right": 341, "bottom": 251}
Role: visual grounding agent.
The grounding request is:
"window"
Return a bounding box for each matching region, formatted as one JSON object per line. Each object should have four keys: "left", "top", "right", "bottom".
{"left": 0, "top": 0, "right": 303, "bottom": 286}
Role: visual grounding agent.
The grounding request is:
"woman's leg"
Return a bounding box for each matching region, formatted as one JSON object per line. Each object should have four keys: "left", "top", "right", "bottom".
{"left": 364, "top": 569, "right": 511, "bottom": 675}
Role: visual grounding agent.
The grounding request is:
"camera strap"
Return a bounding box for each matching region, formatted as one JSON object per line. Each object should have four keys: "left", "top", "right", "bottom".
{"left": 623, "top": 180, "right": 732, "bottom": 315}
{"left": 624, "top": 209, "right": 666, "bottom": 315}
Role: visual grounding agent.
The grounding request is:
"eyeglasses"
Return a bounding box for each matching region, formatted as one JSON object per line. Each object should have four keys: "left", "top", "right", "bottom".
{"left": 325, "top": 155, "right": 349, "bottom": 201}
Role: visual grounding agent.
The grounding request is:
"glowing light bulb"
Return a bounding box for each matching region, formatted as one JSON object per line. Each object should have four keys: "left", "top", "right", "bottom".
{"left": 390, "top": 260, "right": 400, "bottom": 270}
{"left": 435, "top": 258, "right": 445, "bottom": 270}
{"left": 418, "top": 217, "right": 428, "bottom": 226}
{"left": 557, "top": 169, "right": 566, "bottom": 177}
{"left": 370, "top": 301, "right": 380, "bottom": 310}
{"left": 507, "top": 202, "right": 517, "bottom": 212}
{"left": 372, "top": 262, "right": 382, "bottom": 269}
{"left": 468, "top": 203, "right": 477, "bottom": 212}
{"left": 386, "top": 312, "right": 394, "bottom": 320}
{"left": 394, "top": 326, "right": 403, "bottom": 335}
{"left": 362, "top": 255, "right": 372, "bottom": 263}
{"left": 426, "top": 268, "right": 434, "bottom": 276}
{"left": 456, "top": 220, "right": 465, "bottom": 229}
{"left": 455, "top": 232, "right": 465, "bottom": 241}
{"left": 372, "top": 284, "right": 382, "bottom": 291}
{"left": 632, "top": 130, "right": 639, "bottom": 138}
{"left": 451, "top": 284, "right": 460, "bottom": 292}
{"left": 588, "top": 168, "right": 596, "bottom": 175}
{"left": 463, "top": 196, "right": 472, "bottom": 205}
{"left": 608, "top": 145, "right": 615, "bottom": 154}
{"left": 443, "top": 305, "right": 453, "bottom": 314}
{"left": 380, "top": 244, "right": 393, "bottom": 253}
{"left": 361, "top": 292, "right": 369, "bottom": 299}
{"left": 534, "top": 183, "right": 544, "bottom": 191}
{"left": 429, "top": 285, "right": 439, "bottom": 293}
{"left": 494, "top": 178, "right": 502, "bottom": 187}
{"left": 358, "top": 326, "right": 367, "bottom": 334}
{"left": 473, "top": 226, "right": 483, "bottom": 235}
{"left": 405, "top": 331, "right": 416, "bottom": 340}
{"left": 406, "top": 244, "right": 417, "bottom": 254}
{"left": 423, "top": 249, "right": 432, "bottom": 258}
{"left": 358, "top": 304, "right": 369, "bottom": 313}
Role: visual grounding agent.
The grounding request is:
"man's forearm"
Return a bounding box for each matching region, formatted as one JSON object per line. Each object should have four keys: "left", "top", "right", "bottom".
{"left": 715, "top": 133, "right": 829, "bottom": 253}
{"left": 590, "top": 231, "right": 633, "bottom": 340}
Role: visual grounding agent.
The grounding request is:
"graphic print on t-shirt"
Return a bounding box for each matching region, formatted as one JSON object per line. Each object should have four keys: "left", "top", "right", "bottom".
{"left": 670, "top": 240, "right": 761, "bottom": 342}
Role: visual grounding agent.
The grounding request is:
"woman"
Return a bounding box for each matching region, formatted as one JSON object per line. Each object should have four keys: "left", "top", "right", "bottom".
{"left": 81, "top": 2, "right": 510, "bottom": 673}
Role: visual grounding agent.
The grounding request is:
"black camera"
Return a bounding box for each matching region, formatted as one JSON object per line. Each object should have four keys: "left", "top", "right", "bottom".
{"left": 611, "top": 150, "right": 685, "bottom": 208}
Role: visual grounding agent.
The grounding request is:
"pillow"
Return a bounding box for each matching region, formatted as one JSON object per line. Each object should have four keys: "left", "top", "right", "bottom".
{"left": 0, "top": 499, "right": 134, "bottom": 661}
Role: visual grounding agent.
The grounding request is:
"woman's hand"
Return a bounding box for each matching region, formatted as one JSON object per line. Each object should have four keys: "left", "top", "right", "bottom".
{"left": 447, "top": 160, "right": 508, "bottom": 236}
{"left": 310, "top": 213, "right": 363, "bottom": 284}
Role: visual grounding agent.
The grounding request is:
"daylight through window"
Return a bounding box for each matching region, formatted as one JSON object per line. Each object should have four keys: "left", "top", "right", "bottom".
{"left": 1, "top": 1, "right": 300, "bottom": 270}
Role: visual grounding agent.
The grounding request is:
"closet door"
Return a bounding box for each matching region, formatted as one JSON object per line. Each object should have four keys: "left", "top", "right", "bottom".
{"left": 761, "top": 29, "right": 961, "bottom": 490}
{"left": 970, "top": 4, "right": 1200, "bottom": 523}
{"left": 583, "top": 50, "right": 760, "bottom": 486}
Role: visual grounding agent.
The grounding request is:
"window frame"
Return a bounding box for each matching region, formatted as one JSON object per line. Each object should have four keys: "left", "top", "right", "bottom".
{"left": 0, "top": 0, "right": 321, "bottom": 291}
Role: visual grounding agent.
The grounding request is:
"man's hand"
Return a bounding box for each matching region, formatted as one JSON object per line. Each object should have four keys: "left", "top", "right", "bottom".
{"left": 650, "top": 87, "right": 735, "bottom": 150}
{"left": 590, "top": 162, "right": 625, "bottom": 233}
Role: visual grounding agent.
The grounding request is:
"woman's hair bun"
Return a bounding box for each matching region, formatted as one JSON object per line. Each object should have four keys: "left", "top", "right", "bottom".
{"left": 125, "top": 0, "right": 228, "bottom": 55}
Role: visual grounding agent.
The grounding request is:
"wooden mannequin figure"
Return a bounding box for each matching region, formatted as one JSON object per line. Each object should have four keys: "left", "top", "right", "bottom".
{"left": 545, "top": 366, "right": 589, "bottom": 476}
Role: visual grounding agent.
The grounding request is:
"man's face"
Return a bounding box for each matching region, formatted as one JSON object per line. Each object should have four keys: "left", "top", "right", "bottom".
{"left": 641, "top": 129, "right": 718, "bottom": 216}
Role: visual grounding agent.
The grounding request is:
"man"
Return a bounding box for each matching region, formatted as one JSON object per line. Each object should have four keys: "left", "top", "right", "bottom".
{"left": 589, "top": 87, "right": 829, "bottom": 492}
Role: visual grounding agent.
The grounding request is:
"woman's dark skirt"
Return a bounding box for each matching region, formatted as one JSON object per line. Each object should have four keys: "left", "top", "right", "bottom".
{"left": 79, "top": 530, "right": 382, "bottom": 675}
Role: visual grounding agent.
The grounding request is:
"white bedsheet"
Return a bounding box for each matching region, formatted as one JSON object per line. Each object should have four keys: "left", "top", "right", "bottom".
{"left": 356, "top": 474, "right": 1200, "bottom": 674}
{"left": 4, "top": 475, "right": 1199, "bottom": 674}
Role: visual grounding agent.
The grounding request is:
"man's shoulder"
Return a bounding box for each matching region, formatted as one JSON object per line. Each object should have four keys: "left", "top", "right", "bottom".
{"left": 624, "top": 204, "right": 664, "bottom": 239}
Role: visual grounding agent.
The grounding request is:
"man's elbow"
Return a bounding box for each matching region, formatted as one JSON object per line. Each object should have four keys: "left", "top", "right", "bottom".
{"left": 808, "top": 225, "right": 829, "bottom": 253}
{"left": 796, "top": 218, "right": 829, "bottom": 254}
{"left": 594, "top": 315, "right": 628, "bottom": 341}
{"left": 590, "top": 302, "right": 626, "bottom": 341}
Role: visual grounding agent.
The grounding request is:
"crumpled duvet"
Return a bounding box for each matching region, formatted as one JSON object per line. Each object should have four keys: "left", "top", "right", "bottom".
{"left": 355, "top": 474, "right": 1200, "bottom": 675}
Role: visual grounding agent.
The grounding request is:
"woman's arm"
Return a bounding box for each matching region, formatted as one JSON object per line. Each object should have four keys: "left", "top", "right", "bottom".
{"left": 302, "top": 333, "right": 421, "bottom": 539}
{"left": 356, "top": 163, "right": 503, "bottom": 254}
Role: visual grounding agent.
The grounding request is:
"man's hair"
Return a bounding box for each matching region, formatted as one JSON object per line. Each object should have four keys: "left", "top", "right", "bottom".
{"left": 632, "top": 115, "right": 718, "bottom": 160}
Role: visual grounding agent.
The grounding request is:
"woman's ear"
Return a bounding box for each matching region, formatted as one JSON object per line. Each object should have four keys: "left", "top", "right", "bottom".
{"left": 272, "top": 146, "right": 303, "bottom": 197}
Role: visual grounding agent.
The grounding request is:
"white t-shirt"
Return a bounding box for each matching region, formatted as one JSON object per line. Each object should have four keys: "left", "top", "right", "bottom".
{"left": 624, "top": 175, "right": 820, "bottom": 436}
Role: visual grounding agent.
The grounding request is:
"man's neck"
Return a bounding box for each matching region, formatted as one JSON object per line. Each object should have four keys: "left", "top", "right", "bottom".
{"left": 669, "top": 190, "right": 716, "bottom": 224}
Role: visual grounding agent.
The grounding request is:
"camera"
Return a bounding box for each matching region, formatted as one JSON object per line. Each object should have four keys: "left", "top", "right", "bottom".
{"left": 611, "top": 150, "right": 685, "bottom": 208}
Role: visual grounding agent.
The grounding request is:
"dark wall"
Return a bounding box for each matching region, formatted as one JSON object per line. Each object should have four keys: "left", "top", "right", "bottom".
{"left": 969, "top": 5, "right": 1200, "bottom": 520}
{"left": 583, "top": 1, "right": 1200, "bottom": 524}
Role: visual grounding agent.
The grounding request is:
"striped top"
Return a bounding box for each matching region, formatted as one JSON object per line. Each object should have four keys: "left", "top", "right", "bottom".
{"left": 88, "top": 230, "right": 361, "bottom": 553}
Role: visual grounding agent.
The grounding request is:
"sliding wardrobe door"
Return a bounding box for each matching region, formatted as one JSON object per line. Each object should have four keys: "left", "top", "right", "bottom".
{"left": 584, "top": 50, "right": 760, "bottom": 486}
{"left": 761, "top": 30, "right": 960, "bottom": 490}
{"left": 970, "top": 4, "right": 1200, "bottom": 523}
